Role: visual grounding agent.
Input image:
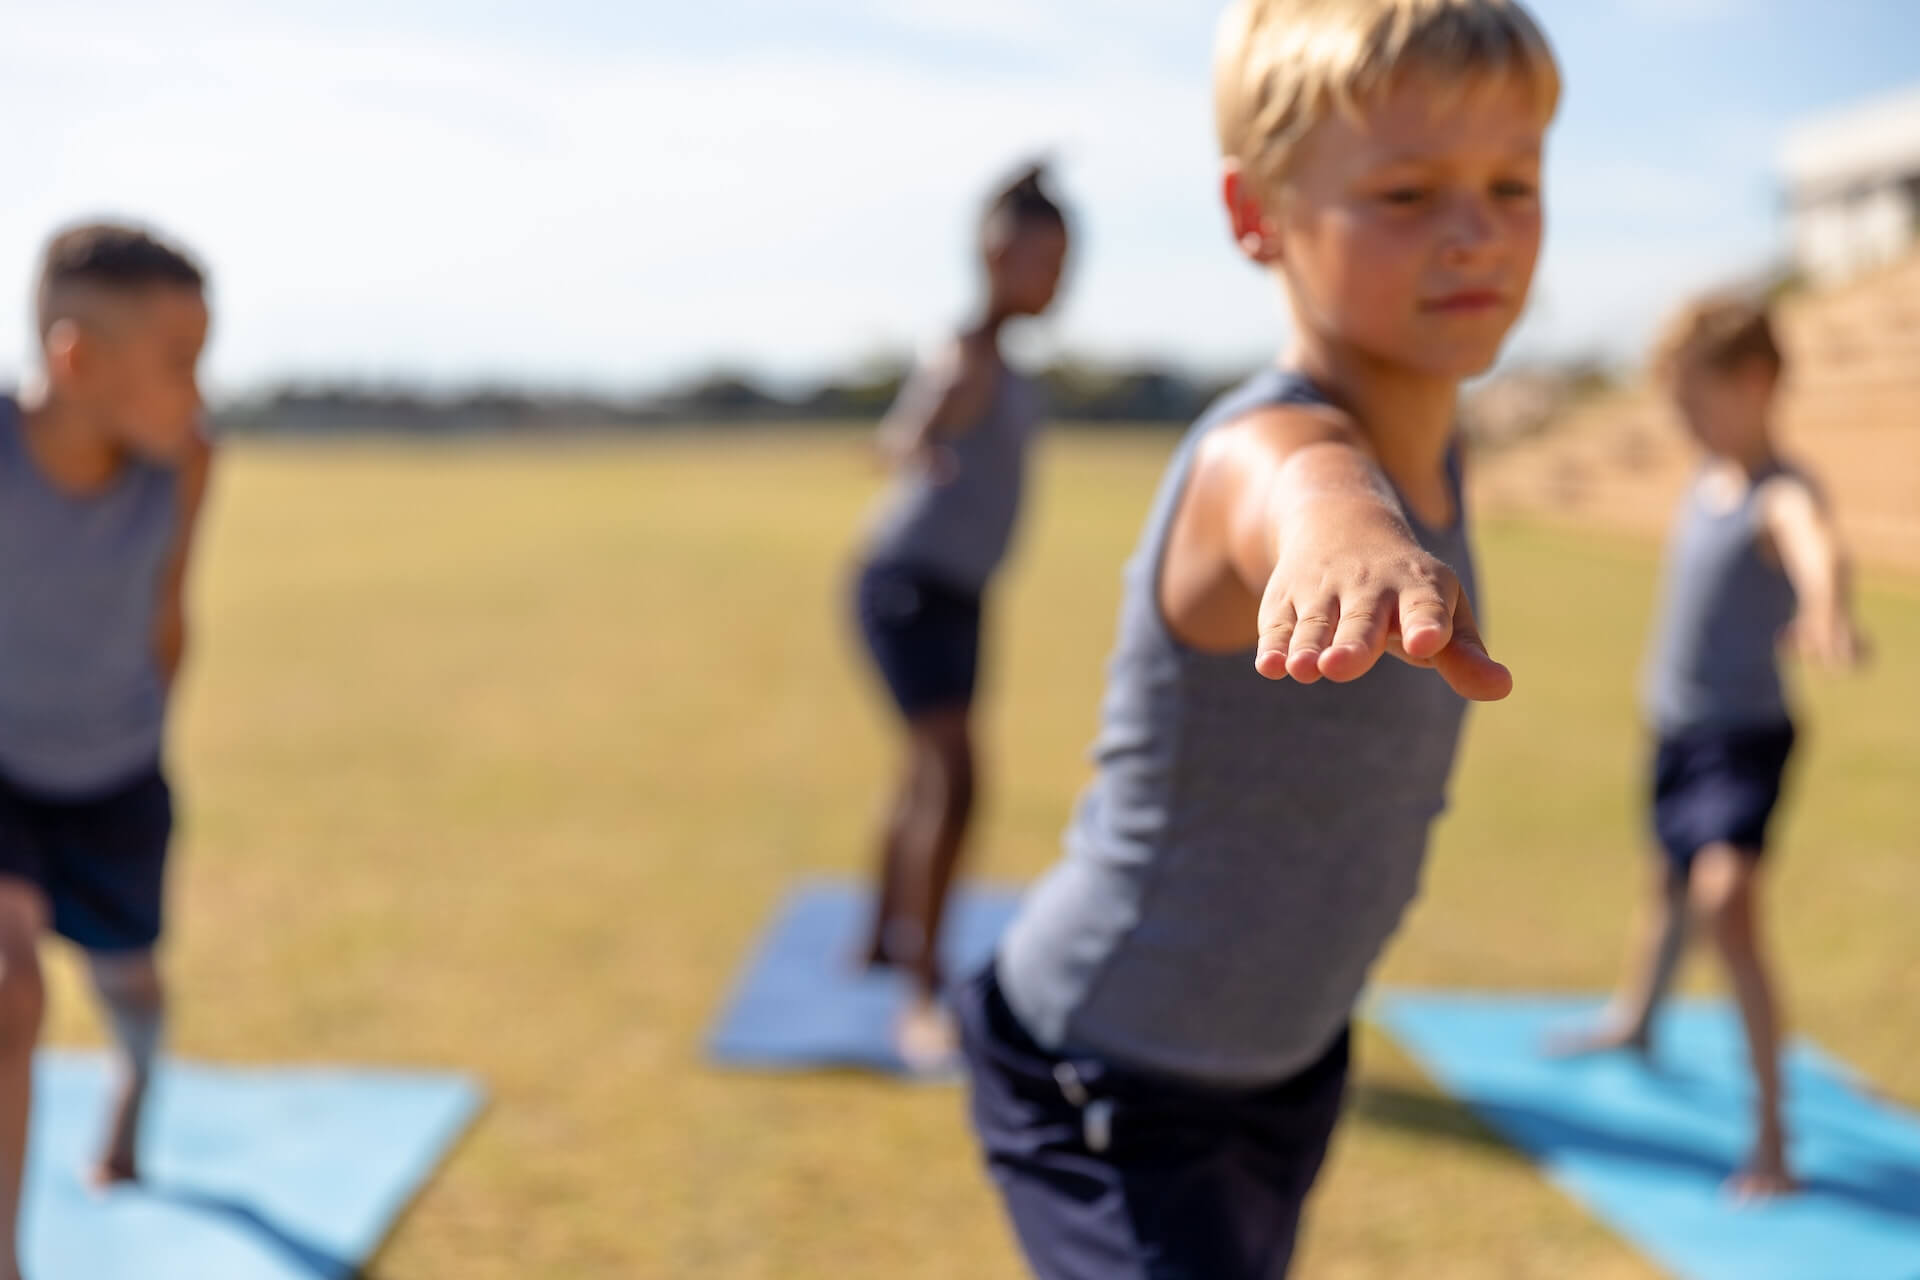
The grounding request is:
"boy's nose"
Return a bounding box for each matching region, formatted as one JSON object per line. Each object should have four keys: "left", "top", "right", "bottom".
{"left": 1441, "top": 194, "right": 1500, "bottom": 264}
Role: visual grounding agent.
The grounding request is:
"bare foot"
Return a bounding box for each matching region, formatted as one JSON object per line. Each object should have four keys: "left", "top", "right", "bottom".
{"left": 1727, "top": 1159, "right": 1797, "bottom": 1203}
{"left": 88, "top": 1150, "right": 139, "bottom": 1191}
{"left": 88, "top": 1076, "right": 146, "bottom": 1190}
{"left": 1544, "top": 1020, "right": 1651, "bottom": 1060}
{"left": 896, "top": 999, "right": 959, "bottom": 1075}
{"left": 852, "top": 934, "right": 893, "bottom": 973}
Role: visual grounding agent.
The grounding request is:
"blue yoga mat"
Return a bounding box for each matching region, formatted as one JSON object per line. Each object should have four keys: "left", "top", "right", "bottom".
{"left": 707, "top": 878, "right": 1021, "bottom": 1075}
{"left": 26, "top": 1050, "right": 482, "bottom": 1279}
{"left": 1372, "top": 992, "right": 1920, "bottom": 1280}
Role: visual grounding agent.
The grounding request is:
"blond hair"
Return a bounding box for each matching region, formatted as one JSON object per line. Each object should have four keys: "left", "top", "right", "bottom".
{"left": 1215, "top": 0, "right": 1560, "bottom": 189}
{"left": 1652, "top": 293, "right": 1784, "bottom": 381}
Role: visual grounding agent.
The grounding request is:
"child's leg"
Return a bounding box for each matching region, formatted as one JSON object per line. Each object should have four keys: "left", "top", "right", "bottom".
{"left": 896, "top": 707, "right": 976, "bottom": 996}
{"left": 1691, "top": 842, "right": 1793, "bottom": 1196}
{"left": 879, "top": 707, "right": 976, "bottom": 1069}
{"left": 84, "top": 950, "right": 164, "bottom": 1186}
{"left": 957, "top": 969, "right": 1346, "bottom": 1280}
{"left": 859, "top": 752, "right": 924, "bottom": 969}
{"left": 0, "top": 882, "right": 49, "bottom": 1280}
{"left": 1552, "top": 853, "right": 1689, "bottom": 1056}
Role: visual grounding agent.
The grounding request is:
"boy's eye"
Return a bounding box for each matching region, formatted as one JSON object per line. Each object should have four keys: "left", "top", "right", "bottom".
{"left": 1380, "top": 187, "right": 1430, "bottom": 206}
{"left": 1493, "top": 179, "right": 1539, "bottom": 200}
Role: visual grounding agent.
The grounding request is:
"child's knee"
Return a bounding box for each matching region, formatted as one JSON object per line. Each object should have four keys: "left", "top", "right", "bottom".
{"left": 0, "top": 946, "right": 45, "bottom": 1052}
{"left": 915, "top": 723, "right": 976, "bottom": 798}
{"left": 92, "top": 953, "right": 166, "bottom": 1015}
{"left": 1693, "top": 848, "right": 1764, "bottom": 939}
{"left": 0, "top": 886, "right": 47, "bottom": 1052}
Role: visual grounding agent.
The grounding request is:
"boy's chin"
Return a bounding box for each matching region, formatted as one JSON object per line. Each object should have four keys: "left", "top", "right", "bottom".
{"left": 1395, "top": 346, "right": 1509, "bottom": 381}
{"left": 124, "top": 430, "right": 198, "bottom": 464}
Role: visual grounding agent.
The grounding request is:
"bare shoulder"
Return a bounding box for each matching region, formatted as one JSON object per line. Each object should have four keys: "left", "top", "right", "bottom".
{"left": 186, "top": 424, "right": 217, "bottom": 466}
{"left": 1196, "top": 399, "right": 1363, "bottom": 474}
{"left": 914, "top": 335, "right": 999, "bottom": 435}
{"left": 1188, "top": 400, "right": 1369, "bottom": 513}
{"left": 1756, "top": 462, "right": 1828, "bottom": 521}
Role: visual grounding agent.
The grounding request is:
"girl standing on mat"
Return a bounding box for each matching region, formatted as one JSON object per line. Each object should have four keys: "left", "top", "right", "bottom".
{"left": 850, "top": 162, "right": 1070, "bottom": 1071}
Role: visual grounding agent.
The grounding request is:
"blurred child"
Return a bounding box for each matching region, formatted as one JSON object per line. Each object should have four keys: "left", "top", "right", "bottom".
{"left": 0, "top": 222, "right": 214, "bottom": 1275}
{"left": 851, "top": 164, "right": 1069, "bottom": 1070}
{"left": 954, "top": 2, "right": 1555, "bottom": 1274}
{"left": 1552, "top": 295, "right": 1866, "bottom": 1199}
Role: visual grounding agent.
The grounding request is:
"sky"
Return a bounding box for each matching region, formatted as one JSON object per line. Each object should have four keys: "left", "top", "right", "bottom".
{"left": 3, "top": 0, "right": 1917, "bottom": 396}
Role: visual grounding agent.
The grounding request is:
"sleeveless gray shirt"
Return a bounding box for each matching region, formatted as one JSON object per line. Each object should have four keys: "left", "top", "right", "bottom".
{"left": 0, "top": 396, "right": 177, "bottom": 795}
{"left": 1643, "top": 467, "right": 1798, "bottom": 734}
{"left": 864, "top": 355, "right": 1043, "bottom": 593}
{"left": 997, "top": 369, "right": 1477, "bottom": 1087}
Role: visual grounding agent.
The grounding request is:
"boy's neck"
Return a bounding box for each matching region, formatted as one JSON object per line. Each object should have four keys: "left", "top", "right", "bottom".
{"left": 967, "top": 309, "right": 1010, "bottom": 346}
{"left": 1289, "top": 335, "right": 1459, "bottom": 482}
{"left": 1712, "top": 426, "right": 1778, "bottom": 480}
{"left": 17, "top": 391, "right": 129, "bottom": 497}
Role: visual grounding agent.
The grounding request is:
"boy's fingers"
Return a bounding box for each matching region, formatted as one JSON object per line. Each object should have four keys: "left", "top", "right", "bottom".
{"left": 1285, "top": 599, "right": 1338, "bottom": 684}
{"left": 1396, "top": 578, "right": 1455, "bottom": 662}
{"left": 1255, "top": 598, "right": 1297, "bottom": 681}
{"left": 1319, "top": 591, "right": 1392, "bottom": 682}
{"left": 1432, "top": 592, "right": 1514, "bottom": 702}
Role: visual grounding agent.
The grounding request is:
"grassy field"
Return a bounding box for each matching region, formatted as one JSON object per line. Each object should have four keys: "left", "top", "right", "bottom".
{"left": 42, "top": 430, "right": 1920, "bottom": 1278}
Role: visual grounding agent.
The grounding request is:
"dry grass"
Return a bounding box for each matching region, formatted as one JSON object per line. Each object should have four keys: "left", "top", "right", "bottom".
{"left": 41, "top": 430, "right": 1920, "bottom": 1278}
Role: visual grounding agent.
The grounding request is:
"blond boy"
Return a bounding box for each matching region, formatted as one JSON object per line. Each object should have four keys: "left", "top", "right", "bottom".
{"left": 953, "top": 1, "right": 1558, "bottom": 1274}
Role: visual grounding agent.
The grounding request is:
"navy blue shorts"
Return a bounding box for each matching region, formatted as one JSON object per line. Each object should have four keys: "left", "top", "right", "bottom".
{"left": 956, "top": 966, "right": 1349, "bottom": 1280}
{"left": 853, "top": 561, "right": 983, "bottom": 718}
{"left": 1652, "top": 722, "right": 1796, "bottom": 873}
{"left": 0, "top": 765, "right": 173, "bottom": 952}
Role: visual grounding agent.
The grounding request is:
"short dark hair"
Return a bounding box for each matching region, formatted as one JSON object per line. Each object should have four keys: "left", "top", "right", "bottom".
{"left": 36, "top": 222, "right": 206, "bottom": 337}
{"left": 983, "top": 161, "right": 1068, "bottom": 234}
{"left": 1653, "top": 293, "right": 1783, "bottom": 381}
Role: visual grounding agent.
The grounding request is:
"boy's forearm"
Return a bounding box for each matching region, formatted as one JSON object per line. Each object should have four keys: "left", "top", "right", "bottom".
{"left": 1266, "top": 441, "right": 1412, "bottom": 557}
{"left": 1787, "top": 543, "right": 1852, "bottom": 625}
{"left": 1225, "top": 430, "right": 1414, "bottom": 591}
{"left": 878, "top": 418, "right": 936, "bottom": 465}
{"left": 1767, "top": 483, "right": 1852, "bottom": 620}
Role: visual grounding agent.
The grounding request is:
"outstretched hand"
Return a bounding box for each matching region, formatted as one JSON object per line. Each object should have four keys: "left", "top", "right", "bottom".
{"left": 1253, "top": 514, "right": 1511, "bottom": 701}
{"left": 1783, "top": 608, "right": 1869, "bottom": 672}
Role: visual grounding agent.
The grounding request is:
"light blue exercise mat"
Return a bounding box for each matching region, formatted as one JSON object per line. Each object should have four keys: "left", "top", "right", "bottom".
{"left": 707, "top": 878, "right": 1022, "bottom": 1076}
{"left": 26, "top": 1050, "right": 482, "bottom": 1279}
{"left": 1371, "top": 991, "right": 1920, "bottom": 1280}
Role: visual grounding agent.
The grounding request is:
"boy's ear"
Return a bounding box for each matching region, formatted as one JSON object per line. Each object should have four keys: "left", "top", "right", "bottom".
{"left": 42, "top": 318, "right": 87, "bottom": 385}
{"left": 1223, "top": 161, "right": 1281, "bottom": 266}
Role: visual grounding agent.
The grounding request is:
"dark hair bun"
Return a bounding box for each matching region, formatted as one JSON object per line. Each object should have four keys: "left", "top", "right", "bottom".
{"left": 986, "top": 158, "right": 1066, "bottom": 228}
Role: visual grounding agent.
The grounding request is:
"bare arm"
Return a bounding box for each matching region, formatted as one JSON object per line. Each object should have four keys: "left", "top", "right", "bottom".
{"left": 875, "top": 340, "right": 997, "bottom": 475}
{"left": 1210, "top": 407, "right": 1510, "bottom": 700}
{"left": 1761, "top": 474, "right": 1866, "bottom": 669}
{"left": 154, "top": 428, "right": 215, "bottom": 689}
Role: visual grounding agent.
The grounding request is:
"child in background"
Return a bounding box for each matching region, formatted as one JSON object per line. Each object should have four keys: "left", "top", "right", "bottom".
{"left": 851, "top": 165, "right": 1069, "bottom": 1071}
{"left": 0, "top": 222, "right": 215, "bottom": 1278}
{"left": 1554, "top": 294, "right": 1867, "bottom": 1199}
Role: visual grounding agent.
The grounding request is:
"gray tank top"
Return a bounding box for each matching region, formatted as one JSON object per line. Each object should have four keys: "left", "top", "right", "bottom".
{"left": 863, "top": 355, "right": 1043, "bottom": 593}
{"left": 996, "top": 368, "right": 1477, "bottom": 1087}
{"left": 1643, "top": 467, "right": 1798, "bottom": 735}
{"left": 0, "top": 396, "right": 177, "bottom": 795}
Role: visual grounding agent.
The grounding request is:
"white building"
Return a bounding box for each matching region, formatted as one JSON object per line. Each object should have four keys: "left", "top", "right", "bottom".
{"left": 1781, "top": 84, "right": 1920, "bottom": 286}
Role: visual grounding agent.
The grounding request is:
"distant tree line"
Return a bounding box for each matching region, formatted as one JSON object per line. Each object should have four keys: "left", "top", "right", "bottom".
{"left": 209, "top": 354, "right": 1618, "bottom": 443}
{"left": 210, "top": 357, "right": 1253, "bottom": 436}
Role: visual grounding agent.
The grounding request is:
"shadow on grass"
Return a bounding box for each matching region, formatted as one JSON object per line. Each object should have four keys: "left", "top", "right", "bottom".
{"left": 1347, "top": 1079, "right": 1920, "bottom": 1224}
{"left": 146, "top": 1183, "right": 385, "bottom": 1278}
{"left": 1347, "top": 1079, "right": 1525, "bottom": 1161}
